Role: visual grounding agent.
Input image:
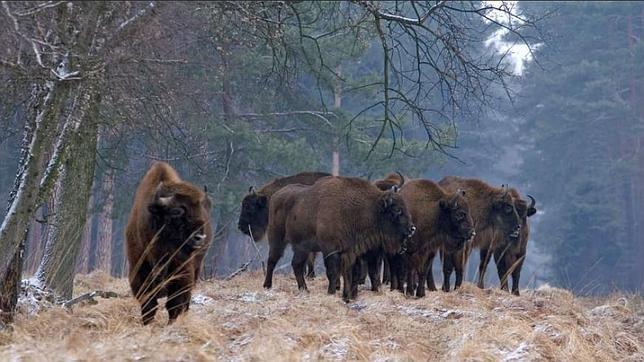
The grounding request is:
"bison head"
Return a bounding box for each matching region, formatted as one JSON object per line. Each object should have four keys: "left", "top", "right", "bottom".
{"left": 439, "top": 189, "right": 475, "bottom": 251}
{"left": 492, "top": 185, "right": 522, "bottom": 239}
{"left": 379, "top": 184, "right": 416, "bottom": 245}
{"left": 237, "top": 186, "right": 269, "bottom": 241}
{"left": 148, "top": 183, "right": 212, "bottom": 256}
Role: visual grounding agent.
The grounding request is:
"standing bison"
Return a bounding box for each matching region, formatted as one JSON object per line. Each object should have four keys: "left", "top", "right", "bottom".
{"left": 237, "top": 171, "right": 331, "bottom": 241}
{"left": 266, "top": 176, "right": 416, "bottom": 301}
{"left": 438, "top": 176, "right": 521, "bottom": 292}
{"left": 494, "top": 190, "right": 537, "bottom": 295}
{"left": 125, "top": 161, "right": 213, "bottom": 325}
{"left": 399, "top": 180, "right": 476, "bottom": 297}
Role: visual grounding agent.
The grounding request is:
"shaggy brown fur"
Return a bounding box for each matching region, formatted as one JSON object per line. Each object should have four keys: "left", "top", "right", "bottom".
{"left": 125, "top": 162, "right": 213, "bottom": 325}
{"left": 399, "top": 180, "right": 475, "bottom": 297}
{"left": 266, "top": 176, "right": 416, "bottom": 301}
{"left": 493, "top": 189, "right": 536, "bottom": 296}
{"left": 371, "top": 172, "right": 408, "bottom": 292}
{"left": 237, "top": 172, "right": 331, "bottom": 241}
{"left": 438, "top": 176, "right": 521, "bottom": 292}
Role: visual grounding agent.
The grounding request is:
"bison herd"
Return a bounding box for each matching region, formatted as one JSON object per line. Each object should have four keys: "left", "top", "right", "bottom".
{"left": 125, "top": 162, "right": 536, "bottom": 325}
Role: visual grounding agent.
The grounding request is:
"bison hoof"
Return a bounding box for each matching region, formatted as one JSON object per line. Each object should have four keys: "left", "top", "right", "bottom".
{"left": 263, "top": 283, "right": 272, "bottom": 289}
{"left": 512, "top": 290, "right": 520, "bottom": 296}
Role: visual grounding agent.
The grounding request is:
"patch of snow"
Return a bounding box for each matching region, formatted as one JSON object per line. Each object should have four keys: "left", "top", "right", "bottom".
{"left": 320, "top": 337, "right": 349, "bottom": 360}
{"left": 222, "top": 322, "right": 237, "bottom": 330}
{"left": 501, "top": 341, "right": 533, "bottom": 361}
{"left": 191, "top": 294, "right": 213, "bottom": 306}
{"left": 238, "top": 292, "right": 259, "bottom": 303}
{"left": 396, "top": 305, "right": 467, "bottom": 322}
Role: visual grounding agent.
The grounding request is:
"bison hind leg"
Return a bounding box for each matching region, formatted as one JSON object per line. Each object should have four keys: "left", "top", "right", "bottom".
{"left": 291, "top": 249, "right": 310, "bottom": 292}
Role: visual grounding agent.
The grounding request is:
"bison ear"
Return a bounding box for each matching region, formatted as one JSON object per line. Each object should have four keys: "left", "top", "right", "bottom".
{"left": 527, "top": 207, "right": 537, "bottom": 217}
{"left": 381, "top": 191, "right": 394, "bottom": 210}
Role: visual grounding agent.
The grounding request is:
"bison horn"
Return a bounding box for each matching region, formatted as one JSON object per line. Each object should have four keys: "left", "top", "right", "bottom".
{"left": 204, "top": 185, "right": 209, "bottom": 193}
{"left": 527, "top": 194, "right": 536, "bottom": 209}
{"left": 396, "top": 171, "right": 405, "bottom": 188}
{"left": 249, "top": 186, "right": 256, "bottom": 194}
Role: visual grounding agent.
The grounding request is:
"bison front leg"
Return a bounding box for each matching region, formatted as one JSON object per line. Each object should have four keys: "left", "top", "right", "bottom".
{"left": 510, "top": 253, "right": 525, "bottom": 296}
{"left": 477, "top": 248, "right": 491, "bottom": 289}
{"left": 324, "top": 252, "right": 341, "bottom": 295}
{"left": 441, "top": 252, "right": 454, "bottom": 292}
{"left": 165, "top": 277, "right": 193, "bottom": 324}
{"left": 366, "top": 250, "right": 382, "bottom": 292}
{"left": 291, "top": 249, "right": 310, "bottom": 292}
{"left": 494, "top": 249, "right": 510, "bottom": 292}
{"left": 130, "top": 261, "right": 161, "bottom": 325}
{"left": 351, "top": 261, "right": 361, "bottom": 299}
{"left": 341, "top": 265, "right": 354, "bottom": 302}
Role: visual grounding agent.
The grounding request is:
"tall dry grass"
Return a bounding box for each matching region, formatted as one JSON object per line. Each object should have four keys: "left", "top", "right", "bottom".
{"left": 0, "top": 271, "right": 642, "bottom": 361}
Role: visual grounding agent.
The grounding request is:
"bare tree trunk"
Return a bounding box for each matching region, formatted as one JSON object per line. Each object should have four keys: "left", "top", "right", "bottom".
{"left": 332, "top": 64, "right": 342, "bottom": 176}
{"left": 36, "top": 89, "right": 99, "bottom": 298}
{"left": 75, "top": 192, "right": 95, "bottom": 275}
{"left": 0, "top": 81, "right": 68, "bottom": 326}
{"left": 25, "top": 212, "right": 44, "bottom": 275}
{"left": 95, "top": 170, "right": 114, "bottom": 274}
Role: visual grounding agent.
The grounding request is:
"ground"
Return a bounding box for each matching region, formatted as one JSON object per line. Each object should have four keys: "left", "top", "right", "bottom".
{"left": 0, "top": 272, "right": 642, "bottom": 361}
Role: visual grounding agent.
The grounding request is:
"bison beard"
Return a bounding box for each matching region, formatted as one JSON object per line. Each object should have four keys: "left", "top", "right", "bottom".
{"left": 125, "top": 162, "right": 213, "bottom": 325}
{"left": 438, "top": 176, "right": 522, "bottom": 292}
{"left": 266, "top": 176, "right": 415, "bottom": 302}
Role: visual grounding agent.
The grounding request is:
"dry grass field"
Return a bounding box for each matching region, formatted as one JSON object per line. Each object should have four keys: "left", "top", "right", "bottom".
{"left": 0, "top": 271, "right": 642, "bottom": 361}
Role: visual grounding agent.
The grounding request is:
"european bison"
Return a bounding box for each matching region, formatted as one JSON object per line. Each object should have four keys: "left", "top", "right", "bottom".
{"left": 399, "top": 180, "right": 475, "bottom": 297}
{"left": 125, "top": 161, "right": 213, "bottom": 325}
{"left": 266, "top": 176, "right": 416, "bottom": 301}
{"left": 237, "top": 171, "right": 331, "bottom": 241}
{"left": 438, "top": 176, "right": 522, "bottom": 292}
{"left": 493, "top": 190, "right": 536, "bottom": 295}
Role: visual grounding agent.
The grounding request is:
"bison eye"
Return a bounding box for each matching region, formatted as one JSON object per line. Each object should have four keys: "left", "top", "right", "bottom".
{"left": 455, "top": 211, "right": 465, "bottom": 221}
{"left": 504, "top": 205, "right": 512, "bottom": 214}
{"left": 393, "top": 208, "right": 402, "bottom": 216}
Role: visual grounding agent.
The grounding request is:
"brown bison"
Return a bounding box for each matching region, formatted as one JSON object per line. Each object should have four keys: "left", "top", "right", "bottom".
{"left": 399, "top": 180, "right": 475, "bottom": 297}
{"left": 125, "top": 161, "right": 213, "bottom": 325}
{"left": 237, "top": 171, "right": 331, "bottom": 241}
{"left": 493, "top": 190, "right": 536, "bottom": 295}
{"left": 438, "top": 176, "right": 521, "bottom": 292}
{"left": 266, "top": 176, "right": 415, "bottom": 301}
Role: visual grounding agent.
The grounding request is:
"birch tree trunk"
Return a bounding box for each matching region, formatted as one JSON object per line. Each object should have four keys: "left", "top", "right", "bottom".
{"left": 0, "top": 81, "right": 68, "bottom": 326}
{"left": 36, "top": 89, "right": 100, "bottom": 298}
{"left": 95, "top": 170, "right": 114, "bottom": 274}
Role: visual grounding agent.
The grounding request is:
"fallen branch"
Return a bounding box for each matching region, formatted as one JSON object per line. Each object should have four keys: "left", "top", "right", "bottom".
{"left": 62, "top": 290, "right": 119, "bottom": 309}
{"left": 224, "top": 261, "right": 252, "bottom": 281}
